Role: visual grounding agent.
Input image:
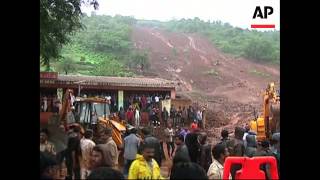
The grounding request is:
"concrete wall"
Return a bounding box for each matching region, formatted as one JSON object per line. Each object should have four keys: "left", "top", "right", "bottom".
{"left": 171, "top": 99, "right": 192, "bottom": 109}
{"left": 170, "top": 89, "right": 176, "bottom": 99}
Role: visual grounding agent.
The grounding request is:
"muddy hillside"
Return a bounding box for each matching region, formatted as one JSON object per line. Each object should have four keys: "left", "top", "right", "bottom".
{"left": 131, "top": 26, "right": 280, "bottom": 141}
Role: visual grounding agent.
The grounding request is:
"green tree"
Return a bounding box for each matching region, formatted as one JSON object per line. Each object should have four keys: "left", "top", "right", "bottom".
{"left": 92, "top": 59, "right": 126, "bottom": 76}
{"left": 160, "top": 18, "right": 279, "bottom": 63}
{"left": 130, "top": 52, "right": 149, "bottom": 70}
{"left": 56, "top": 56, "right": 77, "bottom": 74}
{"left": 243, "top": 37, "right": 275, "bottom": 62}
{"left": 40, "top": 0, "right": 98, "bottom": 69}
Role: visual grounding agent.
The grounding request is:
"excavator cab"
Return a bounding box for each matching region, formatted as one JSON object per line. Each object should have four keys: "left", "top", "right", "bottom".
{"left": 74, "top": 98, "right": 110, "bottom": 129}
{"left": 73, "top": 97, "right": 126, "bottom": 148}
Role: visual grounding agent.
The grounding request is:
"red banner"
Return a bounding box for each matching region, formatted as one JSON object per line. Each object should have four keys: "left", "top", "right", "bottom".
{"left": 40, "top": 72, "right": 58, "bottom": 79}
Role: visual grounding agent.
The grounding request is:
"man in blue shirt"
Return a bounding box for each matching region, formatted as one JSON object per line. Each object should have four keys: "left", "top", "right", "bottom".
{"left": 123, "top": 128, "right": 141, "bottom": 177}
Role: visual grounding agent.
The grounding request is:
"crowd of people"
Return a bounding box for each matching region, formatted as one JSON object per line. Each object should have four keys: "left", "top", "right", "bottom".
{"left": 120, "top": 102, "right": 206, "bottom": 132}
{"left": 40, "top": 95, "right": 61, "bottom": 113}
{"left": 40, "top": 90, "right": 279, "bottom": 180}
{"left": 40, "top": 117, "right": 280, "bottom": 179}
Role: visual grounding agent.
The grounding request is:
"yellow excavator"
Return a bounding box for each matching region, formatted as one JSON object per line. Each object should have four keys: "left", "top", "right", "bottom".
{"left": 250, "top": 82, "right": 280, "bottom": 141}
{"left": 59, "top": 89, "right": 126, "bottom": 148}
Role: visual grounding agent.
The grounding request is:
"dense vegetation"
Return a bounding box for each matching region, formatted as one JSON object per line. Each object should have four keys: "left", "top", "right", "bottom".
{"left": 43, "top": 15, "right": 279, "bottom": 75}
{"left": 50, "top": 14, "right": 149, "bottom": 76}
{"left": 138, "top": 18, "right": 280, "bottom": 63}
{"left": 40, "top": 0, "right": 98, "bottom": 70}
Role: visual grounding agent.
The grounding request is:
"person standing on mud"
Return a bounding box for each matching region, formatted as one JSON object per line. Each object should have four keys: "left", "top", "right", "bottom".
{"left": 243, "top": 124, "right": 256, "bottom": 148}
{"left": 220, "top": 129, "right": 231, "bottom": 148}
{"left": 199, "top": 132, "right": 212, "bottom": 172}
{"left": 196, "top": 109, "right": 203, "bottom": 129}
{"left": 148, "top": 105, "right": 154, "bottom": 126}
{"left": 182, "top": 106, "right": 188, "bottom": 127}
{"left": 228, "top": 127, "right": 245, "bottom": 156}
{"left": 99, "top": 127, "right": 119, "bottom": 170}
{"left": 147, "top": 95, "right": 151, "bottom": 109}
{"left": 162, "top": 106, "right": 169, "bottom": 127}
{"left": 126, "top": 107, "right": 134, "bottom": 126}
{"left": 140, "top": 127, "right": 163, "bottom": 167}
{"left": 191, "top": 120, "right": 198, "bottom": 130}
{"left": 123, "top": 128, "right": 140, "bottom": 177}
{"left": 128, "top": 142, "right": 163, "bottom": 179}
{"left": 65, "top": 136, "right": 82, "bottom": 180}
{"left": 155, "top": 94, "right": 160, "bottom": 107}
{"left": 185, "top": 128, "right": 201, "bottom": 163}
{"left": 80, "top": 129, "right": 96, "bottom": 179}
{"left": 244, "top": 134, "right": 257, "bottom": 158}
{"left": 228, "top": 127, "right": 245, "bottom": 180}
{"left": 40, "top": 129, "right": 56, "bottom": 156}
{"left": 89, "top": 145, "right": 111, "bottom": 171}
{"left": 134, "top": 107, "right": 141, "bottom": 128}
{"left": 192, "top": 106, "right": 197, "bottom": 122}
{"left": 179, "top": 127, "right": 190, "bottom": 141}
{"left": 201, "top": 106, "right": 206, "bottom": 129}
{"left": 207, "top": 143, "right": 230, "bottom": 179}
{"left": 40, "top": 151, "right": 59, "bottom": 180}
{"left": 177, "top": 106, "right": 182, "bottom": 127}
{"left": 141, "top": 94, "right": 147, "bottom": 110}
{"left": 170, "top": 105, "right": 177, "bottom": 127}
{"left": 164, "top": 122, "right": 175, "bottom": 159}
{"left": 170, "top": 134, "right": 191, "bottom": 177}
{"left": 118, "top": 107, "right": 125, "bottom": 121}
{"left": 150, "top": 106, "right": 156, "bottom": 128}
{"left": 173, "top": 134, "right": 190, "bottom": 165}
{"left": 151, "top": 106, "right": 161, "bottom": 128}
{"left": 187, "top": 106, "right": 193, "bottom": 125}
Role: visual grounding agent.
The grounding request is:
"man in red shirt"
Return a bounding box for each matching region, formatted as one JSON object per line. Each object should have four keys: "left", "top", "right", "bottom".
{"left": 141, "top": 95, "right": 147, "bottom": 110}
{"left": 191, "top": 121, "right": 198, "bottom": 130}
{"left": 126, "top": 107, "right": 134, "bottom": 126}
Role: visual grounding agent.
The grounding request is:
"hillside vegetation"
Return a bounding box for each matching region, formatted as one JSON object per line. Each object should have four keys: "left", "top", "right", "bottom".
{"left": 43, "top": 15, "right": 279, "bottom": 75}
{"left": 138, "top": 18, "right": 280, "bottom": 63}
{"left": 49, "top": 14, "right": 148, "bottom": 76}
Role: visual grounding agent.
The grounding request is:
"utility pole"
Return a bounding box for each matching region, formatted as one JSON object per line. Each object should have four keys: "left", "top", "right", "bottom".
{"left": 74, "top": 80, "right": 86, "bottom": 97}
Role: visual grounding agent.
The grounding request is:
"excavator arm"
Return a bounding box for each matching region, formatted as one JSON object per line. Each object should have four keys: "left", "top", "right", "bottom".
{"left": 59, "top": 89, "right": 73, "bottom": 129}
{"left": 250, "top": 82, "right": 280, "bottom": 141}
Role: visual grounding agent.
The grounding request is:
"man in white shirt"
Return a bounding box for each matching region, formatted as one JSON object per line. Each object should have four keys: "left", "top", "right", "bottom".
{"left": 134, "top": 108, "right": 140, "bottom": 128}
{"left": 42, "top": 96, "right": 48, "bottom": 112}
{"left": 80, "top": 130, "right": 96, "bottom": 179}
{"left": 207, "top": 143, "right": 230, "bottom": 179}
{"left": 164, "top": 122, "right": 175, "bottom": 159}
{"left": 155, "top": 95, "right": 159, "bottom": 104}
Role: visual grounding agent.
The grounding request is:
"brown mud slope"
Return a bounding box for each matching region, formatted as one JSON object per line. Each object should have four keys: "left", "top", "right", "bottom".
{"left": 131, "top": 26, "right": 280, "bottom": 141}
